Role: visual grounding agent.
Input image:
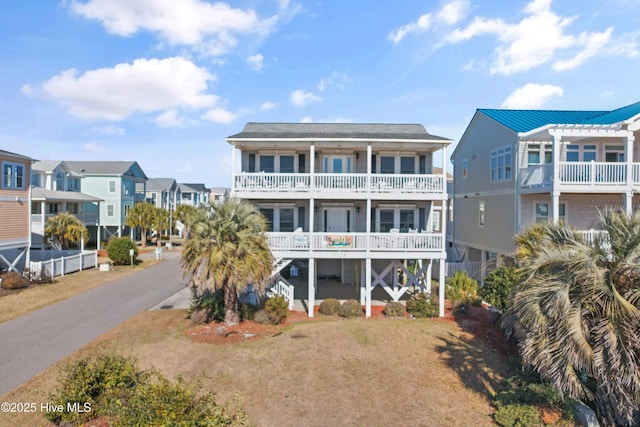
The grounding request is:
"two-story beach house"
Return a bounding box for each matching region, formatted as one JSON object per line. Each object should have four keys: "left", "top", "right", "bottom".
{"left": 0, "top": 149, "right": 33, "bottom": 271}
{"left": 145, "top": 178, "right": 179, "bottom": 210}
{"left": 178, "top": 183, "right": 210, "bottom": 208}
{"left": 451, "top": 102, "right": 640, "bottom": 276}
{"left": 30, "top": 161, "right": 103, "bottom": 248}
{"left": 65, "top": 161, "right": 148, "bottom": 243}
{"left": 227, "top": 122, "right": 452, "bottom": 317}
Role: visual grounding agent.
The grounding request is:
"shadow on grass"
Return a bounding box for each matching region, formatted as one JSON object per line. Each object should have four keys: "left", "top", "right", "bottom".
{"left": 436, "top": 307, "right": 519, "bottom": 400}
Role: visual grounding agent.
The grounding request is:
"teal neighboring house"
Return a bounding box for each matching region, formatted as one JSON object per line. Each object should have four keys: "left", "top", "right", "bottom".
{"left": 65, "top": 161, "right": 147, "bottom": 244}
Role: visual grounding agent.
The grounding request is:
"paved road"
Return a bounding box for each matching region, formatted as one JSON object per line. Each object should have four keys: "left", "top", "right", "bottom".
{"left": 0, "top": 252, "right": 186, "bottom": 395}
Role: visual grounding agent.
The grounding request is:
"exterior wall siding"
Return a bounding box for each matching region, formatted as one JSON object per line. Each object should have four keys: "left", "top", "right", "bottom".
{"left": 0, "top": 153, "right": 30, "bottom": 247}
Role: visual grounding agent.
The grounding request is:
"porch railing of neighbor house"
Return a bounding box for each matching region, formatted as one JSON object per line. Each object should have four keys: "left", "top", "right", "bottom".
{"left": 520, "top": 164, "right": 553, "bottom": 187}
{"left": 575, "top": 230, "right": 609, "bottom": 245}
{"left": 265, "top": 232, "right": 443, "bottom": 252}
{"left": 27, "top": 250, "right": 98, "bottom": 280}
{"left": 433, "top": 260, "right": 483, "bottom": 281}
{"left": 268, "top": 279, "right": 295, "bottom": 310}
{"left": 233, "top": 173, "right": 445, "bottom": 195}
{"left": 560, "top": 162, "right": 626, "bottom": 185}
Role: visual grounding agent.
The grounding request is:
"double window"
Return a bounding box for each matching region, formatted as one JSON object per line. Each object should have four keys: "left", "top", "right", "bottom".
{"left": 2, "top": 162, "right": 25, "bottom": 190}
{"left": 490, "top": 146, "right": 512, "bottom": 182}
{"left": 535, "top": 202, "right": 566, "bottom": 223}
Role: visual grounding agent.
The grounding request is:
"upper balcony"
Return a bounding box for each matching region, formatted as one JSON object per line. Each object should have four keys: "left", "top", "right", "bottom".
{"left": 520, "top": 162, "right": 640, "bottom": 193}
{"left": 232, "top": 173, "right": 445, "bottom": 200}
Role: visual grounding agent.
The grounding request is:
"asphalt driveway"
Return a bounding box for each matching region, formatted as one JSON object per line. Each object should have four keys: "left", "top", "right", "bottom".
{"left": 0, "top": 252, "right": 185, "bottom": 395}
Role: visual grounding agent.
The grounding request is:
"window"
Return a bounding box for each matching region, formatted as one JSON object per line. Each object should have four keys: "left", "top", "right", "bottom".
{"left": 260, "top": 208, "right": 274, "bottom": 231}
{"left": 490, "top": 147, "right": 512, "bottom": 182}
{"left": 479, "top": 201, "right": 485, "bottom": 227}
{"left": 107, "top": 204, "right": 114, "bottom": 217}
{"left": 280, "top": 155, "right": 294, "bottom": 173}
{"left": 400, "top": 157, "right": 415, "bottom": 174}
{"left": 2, "top": 162, "right": 25, "bottom": 190}
{"left": 298, "top": 154, "right": 306, "bottom": 173}
{"left": 462, "top": 158, "right": 468, "bottom": 178}
{"left": 279, "top": 208, "right": 294, "bottom": 232}
{"left": 535, "top": 203, "right": 566, "bottom": 223}
{"left": 67, "top": 203, "right": 79, "bottom": 214}
{"left": 399, "top": 209, "right": 415, "bottom": 232}
{"left": 431, "top": 211, "right": 441, "bottom": 232}
{"left": 55, "top": 173, "right": 64, "bottom": 191}
{"left": 297, "top": 206, "right": 305, "bottom": 229}
{"left": 379, "top": 210, "right": 394, "bottom": 232}
{"left": 566, "top": 145, "right": 579, "bottom": 162}
{"left": 380, "top": 156, "right": 394, "bottom": 174}
{"left": 68, "top": 178, "right": 80, "bottom": 191}
{"left": 108, "top": 180, "right": 116, "bottom": 193}
{"left": 583, "top": 145, "right": 596, "bottom": 162}
{"left": 527, "top": 144, "right": 541, "bottom": 165}
{"left": 124, "top": 205, "right": 130, "bottom": 218}
{"left": 31, "top": 173, "right": 41, "bottom": 188}
{"left": 31, "top": 202, "right": 41, "bottom": 214}
{"left": 248, "top": 153, "right": 256, "bottom": 172}
{"left": 48, "top": 203, "right": 59, "bottom": 215}
{"left": 259, "top": 155, "right": 274, "bottom": 173}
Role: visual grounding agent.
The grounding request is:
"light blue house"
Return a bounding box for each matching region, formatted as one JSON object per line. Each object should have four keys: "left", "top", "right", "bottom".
{"left": 65, "top": 161, "right": 148, "bottom": 244}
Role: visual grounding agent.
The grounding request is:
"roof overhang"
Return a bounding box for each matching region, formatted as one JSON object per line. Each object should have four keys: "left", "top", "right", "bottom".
{"left": 519, "top": 123, "right": 624, "bottom": 142}
{"left": 227, "top": 137, "right": 452, "bottom": 152}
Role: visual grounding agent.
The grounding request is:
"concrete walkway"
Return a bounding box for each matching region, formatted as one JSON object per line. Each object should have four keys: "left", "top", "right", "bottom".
{"left": 0, "top": 251, "right": 185, "bottom": 395}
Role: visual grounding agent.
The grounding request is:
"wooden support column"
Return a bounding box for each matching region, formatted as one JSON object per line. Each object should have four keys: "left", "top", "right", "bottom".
{"left": 365, "top": 258, "right": 372, "bottom": 318}
{"left": 360, "top": 260, "right": 366, "bottom": 305}
{"left": 438, "top": 258, "right": 445, "bottom": 317}
{"left": 308, "top": 258, "right": 315, "bottom": 318}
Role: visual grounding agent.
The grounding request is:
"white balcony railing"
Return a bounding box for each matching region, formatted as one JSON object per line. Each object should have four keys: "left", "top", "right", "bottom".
{"left": 233, "top": 173, "right": 445, "bottom": 195}
{"left": 265, "top": 231, "right": 443, "bottom": 253}
{"left": 521, "top": 162, "right": 639, "bottom": 189}
{"left": 31, "top": 213, "right": 100, "bottom": 225}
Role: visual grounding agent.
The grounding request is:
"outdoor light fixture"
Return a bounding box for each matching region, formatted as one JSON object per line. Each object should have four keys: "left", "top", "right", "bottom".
{"left": 356, "top": 152, "right": 360, "bottom": 159}
{"left": 356, "top": 206, "right": 361, "bottom": 214}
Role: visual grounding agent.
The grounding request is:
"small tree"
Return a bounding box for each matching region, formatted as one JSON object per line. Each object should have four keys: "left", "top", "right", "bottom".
{"left": 174, "top": 204, "right": 198, "bottom": 238}
{"left": 445, "top": 271, "right": 480, "bottom": 313}
{"left": 481, "top": 266, "right": 521, "bottom": 311}
{"left": 125, "top": 203, "right": 156, "bottom": 247}
{"left": 44, "top": 212, "right": 89, "bottom": 249}
{"left": 151, "top": 207, "right": 170, "bottom": 247}
{"left": 106, "top": 237, "right": 138, "bottom": 265}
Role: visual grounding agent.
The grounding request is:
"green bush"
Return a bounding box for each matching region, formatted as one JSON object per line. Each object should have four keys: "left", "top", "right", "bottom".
{"left": 339, "top": 299, "right": 363, "bottom": 318}
{"left": 383, "top": 301, "right": 406, "bottom": 317}
{"left": 239, "top": 302, "right": 260, "bottom": 321}
{"left": 45, "top": 353, "right": 248, "bottom": 427}
{"left": 446, "top": 271, "right": 480, "bottom": 313}
{"left": 406, "top": 293, "right": 439, "bottom": 318}
{"left": 253, "top": 309, "right": 275, "bottom": 325}
{"left": 0, "top": 271, "right": 28, "bottom": 289}
{"left": 106, "top": 237, "right": 138, "bottom": 266}
{"left": 318, "top": 298, "right": 341, "bottom": 316}
{"left": 481, "top": 266, "right": 520, "bottom": 311}
{"left": 493, "top": 404, "right": 540, "bottom": 427}
{"left": 189, "top": 286, "right": 225, "bottom": 323}
{"left": 265, "top": 295, "right": 289, "bottom": 325}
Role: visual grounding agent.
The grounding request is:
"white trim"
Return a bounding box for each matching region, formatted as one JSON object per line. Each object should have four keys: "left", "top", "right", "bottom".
{"left": 455, "top": 189, "right": 515, "bottom": 198}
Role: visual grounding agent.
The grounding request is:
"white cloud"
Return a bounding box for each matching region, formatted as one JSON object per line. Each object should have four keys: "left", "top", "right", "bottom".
{"left": 290, "top": 89, "right": 322, "bottom": 107}
{"left": 501, "top": 83, "right": 563, "bottom": 109}
{"left": 445, "top": 0, "right": 628, "bottom": 75}
{"left": 21, "top": 84, "right": 35, "bottom": 96}
{"left": 68, "top": 0, "right": 280, "bottom": 56}
{"left": 260, "top": 101, "right": 277, "bottom": 110}
{"left": 41, "top": 57, "right": 216, "bottom": 120}
{"left": 92, "top": 124, "right": 125, "bottom": 135}
{"left": 154, "top": 109, "right": 185, "bottom": 128}
{"left": 300, "top": 116, "right": 313, "bottom": 123}
{"left": 201, "top": 107, "right": 237, "bottom": 124}
{"left": 247, "top": 53, "right": 264, "bottom": 71}
{"left": 317, "top": 71, "right": 352, "bottom": 92}
{"left": 389, "top": 0, "right": 470, "bottom": 44}
{"left": 83, "top": 141, "right": 106, "bottom": 152}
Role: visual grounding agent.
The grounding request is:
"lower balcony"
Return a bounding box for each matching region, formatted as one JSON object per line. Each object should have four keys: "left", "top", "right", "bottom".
{"left": 31, "top": 213, "right": 100, "bottom": 226}
{"left": 265, "top": 231, "right": 445, "bottom": 259}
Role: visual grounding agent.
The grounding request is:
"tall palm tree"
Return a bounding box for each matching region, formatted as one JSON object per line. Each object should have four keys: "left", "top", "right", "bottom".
{"left": 44, "top": 212, "right": 89, "bottom": 249}
{"left": 181, "top": 199, "right": 273, "bottom": 326}
{"left": 504, "top": 211, "right": 640, "bottom": 426}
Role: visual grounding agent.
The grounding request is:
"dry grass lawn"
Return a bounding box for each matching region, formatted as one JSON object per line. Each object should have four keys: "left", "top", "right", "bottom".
{"left": 0, "top": 258, "right": 158, "bottom": 324}
{"left": 0, "top": 309, "right": 516, "bottom": 427}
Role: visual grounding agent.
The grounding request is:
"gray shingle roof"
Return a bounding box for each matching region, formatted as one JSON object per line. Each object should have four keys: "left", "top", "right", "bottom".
{"left": 0, "top": 149, "right": 34, "bottom": 162}
{"left": 146, "top": 178, "right": 177, "bottom": 192}
{"left": 179, "top": 183, "right": 207, "bottom": 192}
{"left": 31, "top": 188, "right": 103, "bottom": 202}
{"left": 227, "top": 122, "right": 451, "bottom": 142}
{"left": 31, "top": 160, "right": 64, "bottom": 172}
{"left": 65, "top": 161, "right": 147, "bottom": 179}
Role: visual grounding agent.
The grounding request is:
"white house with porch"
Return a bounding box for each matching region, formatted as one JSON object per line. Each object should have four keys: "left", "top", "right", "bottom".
{"left": 451, "top": 101, "right": 640, "bottom": 274}
{"left": 227, "top": 122, "right": 452, "bottom": 317}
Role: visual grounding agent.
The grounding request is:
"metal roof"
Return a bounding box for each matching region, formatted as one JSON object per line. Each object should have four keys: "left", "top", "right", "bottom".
{"left": 227, "top": 122, "right": 451, "bottom": 142}
{"left": 478, "top": 109, "right": 608, "bottom": 133}
{"left": 583, "top": 101, "right": 640, "bottom": 124}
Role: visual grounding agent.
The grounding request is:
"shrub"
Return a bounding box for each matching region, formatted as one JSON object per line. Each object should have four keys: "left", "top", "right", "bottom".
{"left": 446, "top": 271, "right": 480, "bottom": 313}
{"left": 190, "top": 309, "right": 208, "bottom": 325}
{"left": 481, "top": 266, "right": 520, "bottom": 311}
{"left": 45, "top": 353, "right": 248, "bottom": 427}
{"left": 339, "top": 299, "right": 363, "bottom": 318}
{"left": 493, "top": 404, "right": 541, "bottom": 427}
{"left": 0, "top": 271, "right": 28, "bottom": 289}
{"left": 106, "top": 237, "right": 138, "bottom": 266}
{"left": 383, "top": 301, "right": 406, "bottom": 317}
{"left": 189, "top": 286, "right": 225, "bottom": 323}
{"left": 318, "top": 298, "right": 341, "bottom": 316}
{"left": 253, "top": 309, "right": 274, "bottom": 325}
{"left": 265, "top": 295, "right": 289, "bottom": 325}
{"left": 239, "top": 302, "right": 260, "bottom": 321}
{"left": 406, "top": 293, "right": 439, "bottom": 318}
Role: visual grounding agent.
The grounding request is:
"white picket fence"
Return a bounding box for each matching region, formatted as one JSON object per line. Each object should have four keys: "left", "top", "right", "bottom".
{"left": 27, "top": 250, "right": 98, "bottom": 280}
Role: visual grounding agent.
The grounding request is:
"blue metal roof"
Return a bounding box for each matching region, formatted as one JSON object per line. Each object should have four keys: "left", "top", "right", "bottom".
{"left": 583, "top": 101, "right": 640, "bottom": 124}
{"left": 478, "top": 109, "right": 608, "bottom": 133}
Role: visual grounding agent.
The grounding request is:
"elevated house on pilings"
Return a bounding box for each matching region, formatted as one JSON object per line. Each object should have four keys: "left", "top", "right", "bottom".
{"left": 227, "top": 122, "right": 452, "bottom": 317}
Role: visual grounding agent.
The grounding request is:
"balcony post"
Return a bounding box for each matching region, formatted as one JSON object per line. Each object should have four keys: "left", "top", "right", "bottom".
{"left": 308, "top": 258, "right": 315, "bottom": 318}
{"left": 310, "top": 144, "right": 315, "bottom": 193}
{"left": 625, "top": 131, "right": 634, "bottom": 188}
{"left": 230, "top": 143, "right": 236, "bottom": 196}
{"left": 550, "top": 131, "right": 561, "bottom": 188}
{"left": 365, "top": 258, "right": 372, "bottom": 318}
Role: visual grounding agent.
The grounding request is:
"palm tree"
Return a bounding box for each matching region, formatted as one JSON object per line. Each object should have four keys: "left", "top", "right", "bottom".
{"left": 504, "top": 211, "right": 640, "bottom": 426}
{"left": 181, "top": 199, "right": 273, "bottom": 326}
{"left": 44, "top": 212, "right": 89, "bottom": 249}
{"left": 125, "top": 202, "right": 155, "bottom": 247}
{"left": 150, "top": 207, "right": 170, "bottom": 247}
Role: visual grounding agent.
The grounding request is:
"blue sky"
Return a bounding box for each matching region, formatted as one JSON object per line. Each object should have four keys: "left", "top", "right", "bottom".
{"left": 1, "top": 0, "right": 639, "bottom": 187}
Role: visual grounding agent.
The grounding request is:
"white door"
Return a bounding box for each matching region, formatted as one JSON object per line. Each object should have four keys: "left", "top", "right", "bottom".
{"left": 324, "top": 207, "right": 350, "bottom": 232}
{"left": 324, "top": 156, "right": 352, "bottom": 173}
